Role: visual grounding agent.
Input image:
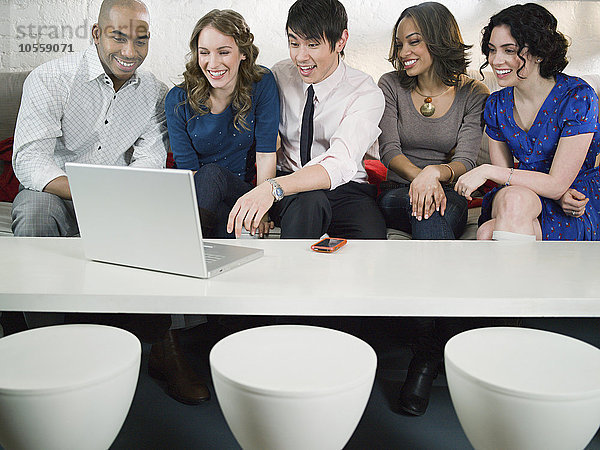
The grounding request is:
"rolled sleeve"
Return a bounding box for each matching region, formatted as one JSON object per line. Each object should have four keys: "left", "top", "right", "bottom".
{"left": 14, "top": 142, "right": 66, "bottom": 192}
{"left": 559, "top": 84, "right": 599, "bottom": 138}
{"left": 309, "top": 85, "right": 384, "bottom": 189}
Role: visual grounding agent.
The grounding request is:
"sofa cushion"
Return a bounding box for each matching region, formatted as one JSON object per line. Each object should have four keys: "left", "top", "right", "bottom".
{"left": 0, "top": 138, "right": 18, "bottom": 203}
{"left": 364, "top": 159, "right": 387, "bottom": 194}
{"left": 0, "top": 72, "right": 30, "bottom": 142}
{"left": 166, "top": 152, "right": 175, "bottom": 169}
{"left": 0, "top": 202, "right": 12, "bottom": 236}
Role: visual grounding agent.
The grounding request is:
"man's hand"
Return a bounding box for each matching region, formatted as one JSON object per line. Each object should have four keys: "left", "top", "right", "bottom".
{"left": 257, "top": 213, "right": 275, "bottom": 238}
{"left": 558, "top": 188, "right": 588, "bottom": 218}
{"left": 227, "top": 182, "right": 274, "bottom": 237}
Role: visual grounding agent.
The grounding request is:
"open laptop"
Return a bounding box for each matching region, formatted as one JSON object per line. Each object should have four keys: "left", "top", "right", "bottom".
{"left": 65, "top": 163, "right": 263, "bottom": 278}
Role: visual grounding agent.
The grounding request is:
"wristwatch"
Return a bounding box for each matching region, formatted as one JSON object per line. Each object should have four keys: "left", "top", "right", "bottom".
{"left": 266, "top": 178, "right": 284, "bottom": 202}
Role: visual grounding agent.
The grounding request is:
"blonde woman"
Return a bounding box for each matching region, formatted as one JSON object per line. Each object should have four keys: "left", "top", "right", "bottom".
{"left": 165, "top": 9, "right": 279, "bottom": 237}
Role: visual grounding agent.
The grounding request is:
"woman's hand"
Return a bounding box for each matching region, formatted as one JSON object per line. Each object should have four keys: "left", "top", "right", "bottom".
{"left": 409, "top": 166, "right": 447, "bottom": 220}
{"left": 455, "top": 165, "right": 490, "bottom": 200}
{"left": 257, "top": 213, "right": 275, "bottom": 238}
{"left": 558, "top": 188, "right": 588, "bottom": 218}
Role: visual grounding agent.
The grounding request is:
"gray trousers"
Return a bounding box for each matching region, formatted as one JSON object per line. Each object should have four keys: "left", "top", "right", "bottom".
{"left": 10, "top": 187, "right": 204, "bottom": 331}
{"left": 11, "top": 188, "right": 79, "bottom": 237}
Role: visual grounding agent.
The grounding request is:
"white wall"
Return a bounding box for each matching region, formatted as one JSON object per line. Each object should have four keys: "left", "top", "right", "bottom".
{"left": 2, "top": 0, "right": 600, "bottom": 87}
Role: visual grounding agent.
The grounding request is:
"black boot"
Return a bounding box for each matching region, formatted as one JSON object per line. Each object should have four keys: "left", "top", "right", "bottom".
{"left": 148, "top": 330, "right": 211, "bottom": 404}
{"left": 398, "top": 357, "right": 440, "bottom": 416}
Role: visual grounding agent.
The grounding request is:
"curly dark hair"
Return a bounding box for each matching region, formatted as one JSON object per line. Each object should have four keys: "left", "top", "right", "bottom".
{"left": 480, "top": 3, "right": 569, "bottom": 80}
{"left": 388, "top": 2, "right": 471, "bottom": 90}
{"left": 179, "top": 9, "right": 266, "bottom": 131}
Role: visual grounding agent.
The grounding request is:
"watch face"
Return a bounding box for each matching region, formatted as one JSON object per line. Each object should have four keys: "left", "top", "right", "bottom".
{"left": 275, "top": 187, "right": 284, "bottom": 200}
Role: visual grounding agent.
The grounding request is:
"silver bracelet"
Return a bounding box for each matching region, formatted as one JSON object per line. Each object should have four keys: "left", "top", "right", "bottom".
{"left": 505, "top": 168, "right": 515, "bottom": 186}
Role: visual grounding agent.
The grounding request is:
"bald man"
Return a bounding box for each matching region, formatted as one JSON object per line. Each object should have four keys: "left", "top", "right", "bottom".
{"left": 11, "top": 1, "right": 210, "bottom": 405}
{"left": 12, "top": 0, "right": 166, "bottom": 233}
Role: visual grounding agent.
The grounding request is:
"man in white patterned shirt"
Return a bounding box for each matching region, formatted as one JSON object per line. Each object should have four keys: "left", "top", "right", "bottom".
{"left": 227, "top": 0, "right": 387, "bottom": 239}
{"left": 11, "top": 0, "right": 211, "bottom": 406}
{"left": 12, "top": 0, "right": 167, "bottom": 236}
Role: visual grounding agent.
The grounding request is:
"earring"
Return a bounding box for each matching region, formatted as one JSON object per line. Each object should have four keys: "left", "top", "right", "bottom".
{"left": 536, "top": 58, "right": 542, "bottom": 63}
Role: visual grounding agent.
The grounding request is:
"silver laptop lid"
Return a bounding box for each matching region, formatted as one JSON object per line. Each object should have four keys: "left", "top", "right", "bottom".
{"left": 66, "top": 163, "right": 209, "bottom": 277}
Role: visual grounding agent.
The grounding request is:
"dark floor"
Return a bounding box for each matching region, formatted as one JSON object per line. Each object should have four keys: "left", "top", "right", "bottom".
{"left": 1, "top": 315, "right": 600, "bottom": 449}
{"left": 112, "top": 317, "right": 600, "bottom": 450}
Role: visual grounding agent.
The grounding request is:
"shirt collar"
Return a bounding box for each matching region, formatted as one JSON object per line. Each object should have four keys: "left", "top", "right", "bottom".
{"left": 303, "top": 57, "right": 346, "bottom": 102}
{"left": 85, "top": 45, "right": 140, "bottom": 87}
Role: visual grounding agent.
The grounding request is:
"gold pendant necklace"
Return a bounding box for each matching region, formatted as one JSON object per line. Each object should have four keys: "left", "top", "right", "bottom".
{"left": 414, "top": 85, "right": 452, "bottom": 117}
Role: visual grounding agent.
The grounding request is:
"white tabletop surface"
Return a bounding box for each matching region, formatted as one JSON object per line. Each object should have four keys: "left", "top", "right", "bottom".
{"left": 1, "top": 237, "right": 599, "bottom": 317}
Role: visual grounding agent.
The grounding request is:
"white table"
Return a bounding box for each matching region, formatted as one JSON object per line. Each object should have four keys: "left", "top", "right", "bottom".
{"left": 1, "top": 237, "right": 599, "bottom": 317}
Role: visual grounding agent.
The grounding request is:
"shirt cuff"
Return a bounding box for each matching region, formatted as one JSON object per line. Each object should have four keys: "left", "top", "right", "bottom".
{"left": 451, "top": 156, "right": 476, "bottom": 172}
{"left": 310, "top": 155, "right": 358, "bottom": 190}
{"left": 34, "top": 167, "right": 67, "bottom": 192}
{"left": 380, "top": 147, "right": 403, "bottom": 168}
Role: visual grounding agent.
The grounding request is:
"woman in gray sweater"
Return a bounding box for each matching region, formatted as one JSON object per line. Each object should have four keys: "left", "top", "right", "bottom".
{"left": 377, "top": 2, "right": 489, "bottom": 416}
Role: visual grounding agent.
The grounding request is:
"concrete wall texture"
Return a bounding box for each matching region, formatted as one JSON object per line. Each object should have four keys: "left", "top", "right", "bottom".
{"left": 2, "top": 0, "right": 600, "bottom": 87}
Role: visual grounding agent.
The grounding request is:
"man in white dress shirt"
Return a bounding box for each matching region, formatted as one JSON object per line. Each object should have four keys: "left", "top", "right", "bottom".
{"left": 10, "top": 0, "right": 210, "bottom": 406}
{"left": 228, "top": 0, "right": 387, "bottom": 239}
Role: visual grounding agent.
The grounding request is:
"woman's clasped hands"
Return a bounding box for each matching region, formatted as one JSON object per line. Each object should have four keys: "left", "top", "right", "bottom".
{"left": 409, "top": 166, "right": 448, "bottom": 220}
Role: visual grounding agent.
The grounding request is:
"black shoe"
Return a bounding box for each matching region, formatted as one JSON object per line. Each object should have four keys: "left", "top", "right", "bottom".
{"left": 397, "top": 357, "right": 440, "bottom": 416}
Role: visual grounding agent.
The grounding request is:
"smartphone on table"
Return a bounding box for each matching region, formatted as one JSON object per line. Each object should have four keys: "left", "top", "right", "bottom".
{"left": 310, "top": 238, "right": 347, "bottom": 253}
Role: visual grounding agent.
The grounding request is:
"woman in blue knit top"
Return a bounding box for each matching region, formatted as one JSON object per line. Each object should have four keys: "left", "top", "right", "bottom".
{"left": 165, "top": 9, "right": 279, "bottom": 237}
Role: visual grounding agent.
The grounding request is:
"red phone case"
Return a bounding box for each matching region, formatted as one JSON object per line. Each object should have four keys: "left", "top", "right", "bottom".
{"left": 311, "top": 238, "right": 347, "bottom": 253}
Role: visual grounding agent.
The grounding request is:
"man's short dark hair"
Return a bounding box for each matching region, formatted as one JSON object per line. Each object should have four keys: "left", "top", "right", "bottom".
{"left": 286, "top": 0, "right": 348, "bottom": 56}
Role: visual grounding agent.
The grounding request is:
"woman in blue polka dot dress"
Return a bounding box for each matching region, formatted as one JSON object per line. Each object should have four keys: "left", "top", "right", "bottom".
{"left": 165, "top": 10, "right": 279, "bottom": 238}
{"left": 455, "top": 3, "right": 600, "bottom": 241}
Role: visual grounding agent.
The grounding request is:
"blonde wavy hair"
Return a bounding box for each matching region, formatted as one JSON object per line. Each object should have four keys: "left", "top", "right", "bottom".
{"left": 181, "top": 9, "right": 266, "bottom": 131}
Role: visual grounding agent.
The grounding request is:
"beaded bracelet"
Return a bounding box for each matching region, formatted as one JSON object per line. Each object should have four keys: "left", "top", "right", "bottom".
{"left": 505, "top": 167, "right": 515, "bottom": 186}
{"left": 441, "top": 163, "right": 455, "bottom": 183}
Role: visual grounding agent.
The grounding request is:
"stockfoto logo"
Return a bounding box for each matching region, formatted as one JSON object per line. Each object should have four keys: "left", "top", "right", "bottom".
{"left": 15, "top": 21, "right": 90, "bottom": 40}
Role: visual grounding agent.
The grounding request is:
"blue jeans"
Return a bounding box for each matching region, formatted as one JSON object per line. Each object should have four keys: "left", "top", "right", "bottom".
{"left": 377, "top": 183, "right": 468, "bottom": 239}
{"left": 193, "top": 164, "right": 252, "bottom": 238}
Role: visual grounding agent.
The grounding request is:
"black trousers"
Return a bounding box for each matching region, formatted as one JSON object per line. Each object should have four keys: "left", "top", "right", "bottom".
{"left": 270, "top": 178, "right": 387, "bottom": 239}
{"left": 410, "top": 317, "right": 499, "bottom": 362}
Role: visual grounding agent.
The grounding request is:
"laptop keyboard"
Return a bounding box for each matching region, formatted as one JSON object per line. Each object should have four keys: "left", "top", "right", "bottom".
{"left": 204, "top": 247, "right": 225, "bottom": 263}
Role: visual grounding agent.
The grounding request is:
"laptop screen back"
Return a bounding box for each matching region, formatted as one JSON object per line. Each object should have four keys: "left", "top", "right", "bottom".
{"left": 66, "top": 163, "right": 208, "bottom": 277}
